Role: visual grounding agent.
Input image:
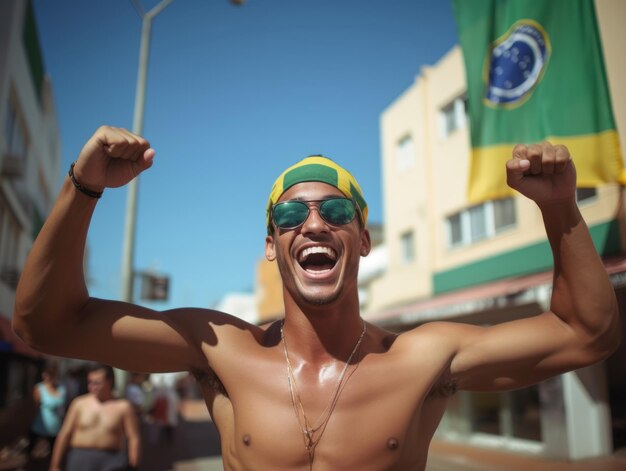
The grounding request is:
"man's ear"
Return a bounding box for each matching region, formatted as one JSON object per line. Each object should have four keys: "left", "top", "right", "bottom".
{"left": 360, "top": 228, "right": 371, "bottom": 257}
{"left": 265, "top": 235, "right": 276, "bottom": 261}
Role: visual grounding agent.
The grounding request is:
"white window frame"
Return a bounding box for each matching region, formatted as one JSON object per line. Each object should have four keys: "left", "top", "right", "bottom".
{"left": 439, "top": 94, "right": 467, "bottom": 138}
{"left": 446, "top": 198, "right": 516, "bottom": 249}
{"left": 396, "top": 134, "right": 415, "bottom": 172}
{"left": 4, "top": 97, "right": 28, "bottom": 158}
{"left": 400, "top": 230, "right": 415, "bottom": 264}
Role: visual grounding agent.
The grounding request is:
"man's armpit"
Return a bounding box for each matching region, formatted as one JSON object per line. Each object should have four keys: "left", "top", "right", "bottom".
{"left": 191, "top": 367, "right": 228, "bottom": 397}
{"left": 428, "top": 375, "right": 458, "bottom": 399}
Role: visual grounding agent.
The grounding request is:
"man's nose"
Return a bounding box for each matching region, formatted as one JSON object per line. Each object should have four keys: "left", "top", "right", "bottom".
{"left": 300, "top": 206, "right": 328, "bottom": 234}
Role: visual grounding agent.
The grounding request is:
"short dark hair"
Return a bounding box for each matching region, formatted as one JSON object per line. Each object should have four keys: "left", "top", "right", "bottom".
{"left": 88, "top": 363, "right": 115, "bottom": 388}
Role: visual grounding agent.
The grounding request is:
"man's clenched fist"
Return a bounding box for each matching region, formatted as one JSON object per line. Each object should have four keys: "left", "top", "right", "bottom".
{"left": 73, "top": 126, "right": 155, "bottom": 192}
{"left": 506, "top": 141, "right": 577, "bottom": 207}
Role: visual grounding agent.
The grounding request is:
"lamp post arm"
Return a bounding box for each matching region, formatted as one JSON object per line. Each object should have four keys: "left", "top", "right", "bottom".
{"left": 146, "top": 0, "right": 175, "bottom": 19}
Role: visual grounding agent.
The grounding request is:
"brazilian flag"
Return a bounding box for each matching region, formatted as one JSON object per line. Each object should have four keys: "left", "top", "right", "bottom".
{"left": 451, "top": 0, "right": 625, "bottom": 203}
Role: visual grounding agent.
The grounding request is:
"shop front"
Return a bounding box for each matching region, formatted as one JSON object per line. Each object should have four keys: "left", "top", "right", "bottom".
{"left": 368, "top": 256, "right": 626, "bottom": 460}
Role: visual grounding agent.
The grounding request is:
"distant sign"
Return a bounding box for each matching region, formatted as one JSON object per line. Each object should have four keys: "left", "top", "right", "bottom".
{"left": 141, "top": 274, "right": 169, "bottom": 301}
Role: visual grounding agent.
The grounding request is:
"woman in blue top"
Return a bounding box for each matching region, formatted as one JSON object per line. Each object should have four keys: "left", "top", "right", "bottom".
{"left": 28, "top": 363, "right": 66, "bottom": 462}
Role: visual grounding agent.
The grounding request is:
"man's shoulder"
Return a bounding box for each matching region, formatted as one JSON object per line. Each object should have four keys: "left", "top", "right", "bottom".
{"left": 391, "top": 321, "right": 471, "bottom": 370}
{"left": 69, "top": 393, "right": 91, "bottom": 409}
{"left": 110, "top": 397, "right": 135, "bottom": 412}
{"left": 166, "top": 307, "right": 265, "bottom": 340}
{"left": 400, "top": 321, "right": 469, "bottom": 346}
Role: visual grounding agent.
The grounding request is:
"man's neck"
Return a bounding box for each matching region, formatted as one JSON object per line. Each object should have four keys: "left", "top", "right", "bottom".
{"left": 94, "top": 392, "right": 114, "bottom": 403}
{"left": 282, "top": 297, "right": 365, "bottom": 364}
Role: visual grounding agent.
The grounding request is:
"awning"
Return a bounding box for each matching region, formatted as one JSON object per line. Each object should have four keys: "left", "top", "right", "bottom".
{"left": 0, "top": 315, "right": 43, "bottom": 359}
{"left": 367, "top": 255, "right": 626, "bottom": 325}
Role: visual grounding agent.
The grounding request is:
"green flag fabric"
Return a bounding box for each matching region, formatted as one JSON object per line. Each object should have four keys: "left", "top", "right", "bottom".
{"left": 451, "top": 0, "right": 625, "bottom": 203}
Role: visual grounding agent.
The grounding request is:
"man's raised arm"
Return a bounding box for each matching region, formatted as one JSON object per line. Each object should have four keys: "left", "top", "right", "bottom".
{"left": 12, "top": 126, "right": 206, "bottom": 372}
{"left": 446, "top": 142, "right": 621, "bottom": 391}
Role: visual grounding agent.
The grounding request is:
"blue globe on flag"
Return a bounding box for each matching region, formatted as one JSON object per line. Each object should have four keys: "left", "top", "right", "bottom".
{"left": 485, "top": 20, "right": 550, "bottom": 107}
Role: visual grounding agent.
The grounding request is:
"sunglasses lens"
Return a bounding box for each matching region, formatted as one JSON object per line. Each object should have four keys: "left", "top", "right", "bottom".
{"left": 320, "top": 198, "right": 355, "bottom": 225}
{"left": 273, "top": 201, "right": 309, "bottom": 228}
{"left": 272, "top": 198, "right": 356, "bottom": 229}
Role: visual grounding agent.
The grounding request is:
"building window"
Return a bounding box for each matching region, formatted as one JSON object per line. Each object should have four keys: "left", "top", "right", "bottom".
{"left": 22, "top": 0, "right": 45, "bottom": 103}
{"left": 443, "top": 386, "right": 542, "bottom": 442}
{"left": 4, "top": 99, "right": 27, "bottom": 158}
{"left": 439, "top": 94, "right": 467, "bottom": 138}
{"left": 0, "top": 199, "right": 4, "bottom": 248}
{"left": 400, "top": 230, "right": 415, "bottom": 264}
{"left": 576, "top": 187, "right": 597, "bottom": 204}
{"left": 396, "top": 135, "right": 415, "bottom": 171}
{"left": 448, "top": 213, "right": 463, "bottom": 247}
{"left": 0, "top": 196, "right": 21, "bottom": 289}
{"left": 469, "top": 391, "right": 501, "bottom": 435}
{"left": 446, "top": 198, "right": 516, "bottom": 248}
{"left": 469, "top": 204, "right": 488, "bottom": 242}
{"left": 493, "top": 197, "right": 516, "bottom": 231}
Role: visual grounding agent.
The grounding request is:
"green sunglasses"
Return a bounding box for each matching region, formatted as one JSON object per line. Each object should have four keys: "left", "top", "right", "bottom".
{"left": 271, "top": 197, "right": 357, "bottom": 230}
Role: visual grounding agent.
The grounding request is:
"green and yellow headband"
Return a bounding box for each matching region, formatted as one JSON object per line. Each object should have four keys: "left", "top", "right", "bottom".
{"left": 266, "top": 155, "right": 368, "bottom": 234}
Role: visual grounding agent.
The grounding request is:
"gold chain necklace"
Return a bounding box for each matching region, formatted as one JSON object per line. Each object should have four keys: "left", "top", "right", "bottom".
{"left": 281, "top": 319, "right": 366, "bottom": 467}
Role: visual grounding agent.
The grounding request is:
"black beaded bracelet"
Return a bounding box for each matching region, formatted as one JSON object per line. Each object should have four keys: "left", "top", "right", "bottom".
{"left": 68, "top": 162, "right": 103, "bottom": 199}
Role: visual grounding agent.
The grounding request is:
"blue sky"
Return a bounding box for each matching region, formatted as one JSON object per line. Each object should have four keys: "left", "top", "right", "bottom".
{"left": 32, "top": 0, "right": 459, "bottom": 310}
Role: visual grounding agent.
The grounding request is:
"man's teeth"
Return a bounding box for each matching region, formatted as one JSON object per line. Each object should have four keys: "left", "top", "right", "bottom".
{"left": 299, "top": 246, "right": 337, "bottom": 262}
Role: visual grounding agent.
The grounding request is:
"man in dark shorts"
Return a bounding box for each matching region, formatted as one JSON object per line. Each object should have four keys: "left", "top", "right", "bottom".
{"left": 49, "top": 364, "right": 140, "bottom": 471}
{"left": 14, "top": 126, "right": 620, "bottom": 469}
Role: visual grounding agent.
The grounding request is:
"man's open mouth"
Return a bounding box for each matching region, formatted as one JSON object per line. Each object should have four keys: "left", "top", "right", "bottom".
{"left": 297, "top": 246, "right": 338, "bottom": 273}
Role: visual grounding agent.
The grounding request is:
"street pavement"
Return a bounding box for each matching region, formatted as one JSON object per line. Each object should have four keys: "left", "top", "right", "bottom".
{"left": 427, "top": 441, "right": 626, "bottom": 471}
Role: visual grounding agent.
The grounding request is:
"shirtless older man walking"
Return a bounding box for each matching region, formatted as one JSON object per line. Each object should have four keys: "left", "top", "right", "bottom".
{"left": 13, "top": 126, "right": 620, "bottom": 470}
{"left": 49, "top": 364, "right": 140, "bottom": 471}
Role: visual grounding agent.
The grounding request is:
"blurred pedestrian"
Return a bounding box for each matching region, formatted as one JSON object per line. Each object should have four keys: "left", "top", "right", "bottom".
{"left": 125, "top": 372, "right": 151, "bottom": 419}
{"left": 27, "top": 361, "right": 66, "bottom": 467}
{"left": 49, "top": 364, "right": 140, "bottom": 471}
{"left": 163, "top": 381, "right": 180, "bottom": 444}
{"left": 151, "top": 376, "right": 180, "bottom": 444}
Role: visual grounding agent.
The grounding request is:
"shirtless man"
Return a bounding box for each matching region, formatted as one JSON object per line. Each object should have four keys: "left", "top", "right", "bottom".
{"left": 13, "top": 126, "right": 620, "bottom": 470}
{"left": 49, "top": 364, "right": 140, "bottom": 471}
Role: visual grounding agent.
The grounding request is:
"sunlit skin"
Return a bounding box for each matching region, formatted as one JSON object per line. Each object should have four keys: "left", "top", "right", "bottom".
{"left": 13, "top": 127, "right": 620, "bottom": 470}
{"left": 49, "top": 368, "right": 141, "bottom": 471}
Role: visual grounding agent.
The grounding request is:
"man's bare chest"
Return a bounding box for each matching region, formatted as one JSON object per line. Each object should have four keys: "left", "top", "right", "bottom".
{"left": 197, "top": 348, "right": 452, "bottom": 469}
{"left": 76, "top": 403, "right": 124, "bottom": 433}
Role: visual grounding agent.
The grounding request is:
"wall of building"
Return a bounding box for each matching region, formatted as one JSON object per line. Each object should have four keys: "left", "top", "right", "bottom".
{"left": 369, "top": 0, "right": 626, "bottom": 316}
{"left": 597, "top": 0, "right": 626, "bottom": 151}
{"left": 0, "top": 0, "right": 61, "bottom": 322}
{"left": 0, "top": 0, "right": 61, "bottom": 409}
{"left": 368, "top": 81, "right": 432, "bottom": 311}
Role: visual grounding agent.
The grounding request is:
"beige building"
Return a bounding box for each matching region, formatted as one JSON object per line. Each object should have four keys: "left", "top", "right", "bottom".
{"left": 0, "top": 0, "right": 61, "bottom": 407}
{"left": 256, "top": 257, "right": 284, "bottom": 323}
{"left": 367, "top": 0, "right": 625, "bottom": 461}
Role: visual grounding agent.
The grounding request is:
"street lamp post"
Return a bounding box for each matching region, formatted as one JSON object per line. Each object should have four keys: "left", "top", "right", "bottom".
{"left": 121, "top": 0, "right": 174, "bottom": 303}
